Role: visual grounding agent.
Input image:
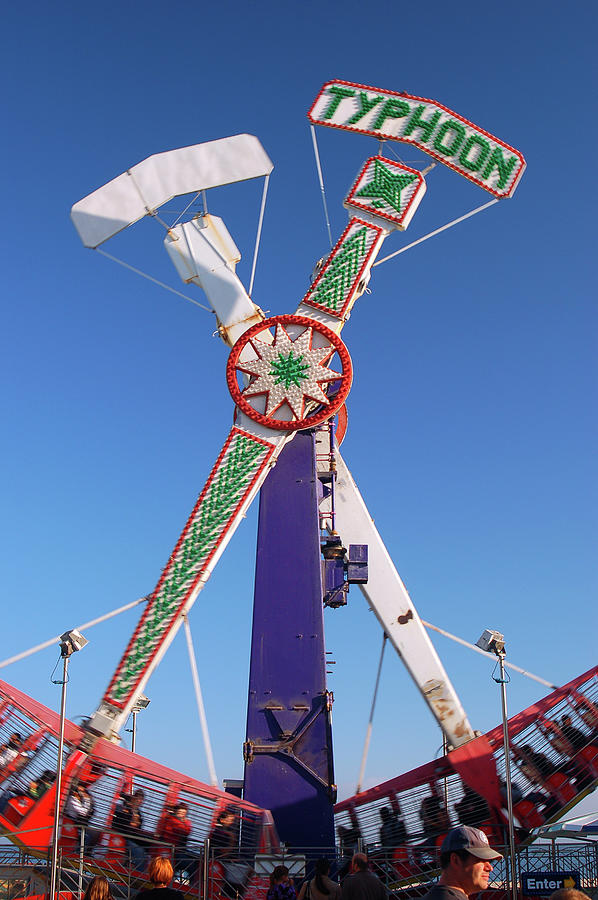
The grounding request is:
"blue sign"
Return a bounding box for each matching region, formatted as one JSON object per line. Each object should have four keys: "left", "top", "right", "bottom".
{"left": 522, "top": 871, "right": 580, "bottom": 896}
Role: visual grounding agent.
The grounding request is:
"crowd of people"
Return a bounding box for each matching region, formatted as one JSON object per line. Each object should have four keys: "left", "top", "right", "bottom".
{"left": 81, "top": 843, "right": 594, "bottom": 900}
{"left": 262, "top": 826, "right": 593, "bottom": 900}
{"left": 77, "top": 825, "right": 594, "bottom": 900}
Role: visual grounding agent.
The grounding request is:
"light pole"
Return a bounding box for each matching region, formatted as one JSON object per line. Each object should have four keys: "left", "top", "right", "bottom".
{"left": 49, "top": 629, "right": 88, "bottom": 900}
{"left": 476, "top": 629, "right": 518, "bottom": 900}
{"left": 127, "top": 694, "right": 150, "bottom": 753}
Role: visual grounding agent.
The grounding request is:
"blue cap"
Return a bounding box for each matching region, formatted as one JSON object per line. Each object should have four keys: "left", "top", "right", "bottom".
{"left": 441, "top": 826, "right": 502, "bottom": 860}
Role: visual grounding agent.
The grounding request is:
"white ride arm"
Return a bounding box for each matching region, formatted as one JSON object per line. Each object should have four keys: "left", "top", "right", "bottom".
{"left": 165, "top": 214, "right": 265, "bottom": 347}
{"left": 333, "top": 447, "right": 476, "bottom": 748}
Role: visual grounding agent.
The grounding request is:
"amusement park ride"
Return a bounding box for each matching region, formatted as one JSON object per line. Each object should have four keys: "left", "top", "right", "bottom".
{"left": 1, "top": 80, "right": 597, "bottom": 894}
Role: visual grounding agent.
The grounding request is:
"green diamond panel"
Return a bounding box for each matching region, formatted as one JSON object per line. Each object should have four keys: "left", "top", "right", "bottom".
{"left": 303, "top": 222, "right": 379, "bottom": 318}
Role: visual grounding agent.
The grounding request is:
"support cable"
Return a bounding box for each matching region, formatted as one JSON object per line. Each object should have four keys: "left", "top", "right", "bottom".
{"left": 95, "top": 248, "right": 213, "bottom": 313}
{"left": 0, "top": 597, "right": 148, "bottom": 670}
{"left": 373, "top": 199, "right": 499, "bottom": 267}
{"left": 310, "top": 125, "right": 334, "bottom": 249}
{"left": 356, "top": 632, "right": 388, "bottom": 794}
{"left": 170, "top": 190, "right": 203, "bottom": 229}
{"left": 422, "top": 621, "right": 557, "bottom": 689}
{"left": 183, "top": 614, "right": 218, "bottom": 787}
{"left": 127, "top": 170, "right": 173, "bottom": 234}
{"left": 248, "top": 174, "right": 270, "bottom": 298}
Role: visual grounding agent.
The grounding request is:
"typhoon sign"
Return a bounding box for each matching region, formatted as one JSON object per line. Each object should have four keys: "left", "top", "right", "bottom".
{"left": 309, "top": 80, "right": 526, "bottom": 199}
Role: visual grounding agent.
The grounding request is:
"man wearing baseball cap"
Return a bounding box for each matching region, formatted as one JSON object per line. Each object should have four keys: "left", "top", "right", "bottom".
{"left": 422, "top": 826, "right": 502, "bottom": 900}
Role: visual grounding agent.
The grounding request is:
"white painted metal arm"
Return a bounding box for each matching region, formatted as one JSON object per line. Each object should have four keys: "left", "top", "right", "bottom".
{"left": 332, "top": 447, "right": 476, "bottom": 748}
{"left": 165, "top": 215, "right": 264, "bottom": 346}
{"left": 71, "top": 134, "right": 273, "bottom": 248}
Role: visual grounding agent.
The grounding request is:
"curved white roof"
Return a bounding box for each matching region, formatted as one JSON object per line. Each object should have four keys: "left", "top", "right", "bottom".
{"left": 71, "top": 134, "right": 273, "bottom": 248}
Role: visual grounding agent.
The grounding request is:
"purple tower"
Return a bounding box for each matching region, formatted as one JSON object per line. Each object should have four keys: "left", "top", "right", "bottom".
{"left": 243, "top": 430, "right": 336, "bottom": 849}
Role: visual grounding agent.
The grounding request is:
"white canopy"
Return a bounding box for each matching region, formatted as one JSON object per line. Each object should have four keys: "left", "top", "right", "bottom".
{"left": 71, "top": 134, "right": 274, "bottom": 248}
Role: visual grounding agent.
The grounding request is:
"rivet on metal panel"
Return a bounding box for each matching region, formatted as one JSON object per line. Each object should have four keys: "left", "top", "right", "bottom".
{"left": 397, "top": 610, "right": 414, "bottom": 624}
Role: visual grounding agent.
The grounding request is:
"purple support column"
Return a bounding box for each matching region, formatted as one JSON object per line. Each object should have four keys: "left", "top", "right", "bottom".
{"left": 243, "top": 430, "right": 336, "bottom": 850}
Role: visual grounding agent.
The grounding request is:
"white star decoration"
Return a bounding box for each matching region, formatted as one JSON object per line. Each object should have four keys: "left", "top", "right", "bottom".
{"left": 240, "top": 323, "right": 341, "bottom": 420}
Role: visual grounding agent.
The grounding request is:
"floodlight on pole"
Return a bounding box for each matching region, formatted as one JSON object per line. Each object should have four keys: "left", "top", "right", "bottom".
{"left": 128, "top": 694, "right": 150, "bottom": 753}
{"left": 475, "top": 629, "right": 517, "bottom": 900}
{"left": 49, "top": 629, "right": 88, "bottom": 900}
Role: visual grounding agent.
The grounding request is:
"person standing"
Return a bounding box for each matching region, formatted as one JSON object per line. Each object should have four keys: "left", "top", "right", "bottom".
{"left": 83, "top": 875, "right": 113, "bottom": 900}
{"left": 297, "top": 858, "right": 341, "bottom": 900}
{"left": 421, "top": 826, "right": 502, "bottom": 900}
{"left": 135, "top": 857, "right": 184, "bottom": 900}
{"left": 267, "top": 865, "right": 296, "bottom": 900}
{"left": 341, "top": 854, "right": 387, "bottom": 900}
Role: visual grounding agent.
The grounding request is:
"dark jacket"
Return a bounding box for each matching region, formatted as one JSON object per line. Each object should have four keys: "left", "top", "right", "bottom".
{"left": 342, "top": 870, "right": 387, "bottom": 900}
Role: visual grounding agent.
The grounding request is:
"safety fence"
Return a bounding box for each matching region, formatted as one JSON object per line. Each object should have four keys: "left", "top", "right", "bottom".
{"left": 1, "top": 840, "right": 597, "bottom": 900}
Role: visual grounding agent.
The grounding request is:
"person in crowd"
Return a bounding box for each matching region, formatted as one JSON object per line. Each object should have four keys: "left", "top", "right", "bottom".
{"left": 210, "top": 808, "right": 238, "bottom": 859}
{"left": 518, "top": 746, "right": 558, "bottom": 783}
{"left": 113, "top": 788, "right": 145, "bottom": 830}
{"left": 160, "top": 802, "right": 191, "bottom": 845}
{"left": 500, "top": 777, "right": 553, "bottom": 828}
{"left": 65, "top": 784, "right": 95, "bottom": 823}
{"left": 64, "top": 782, "right": 97, "bottom": 849}
{"left": 454, "top": 786, "right": 489, "bottom": 829}
{"left": 500, "top": 779, "right": 523, "bottom": 806}
{"left": 158, "top": 802, "right": 192, "bottom": 873}
{"left": 113, "top": 788, "right": 148, "bottom": 868}
{"left": 0, "top": 733, "right": 24, "bottom": 767}
{"left": 378, "top": 807, "right": 407, "bottom": 849}
{"left": 420, "top": 796, "right": 451, "bottom": 844}
{"left": 560, "top": 715, "right": 591, "bottom": 752}
{"left": 0, "top": 767, "right": 54, "bottom": 815}
{"left": 135, "top": 857, "right": 184, "bottom": 900}
{"left": 83, "top": 875, "right": 113, "bottom": 900}
{"left": 337, "top": 824, "right": 361, "bottom": 881}
{"left": 28, "top": 769, "right": 56, "bottom": 799}
{"left": 341, "top": 853, "right": 387, "bottom": 900}
{"left": 210, "top": 808, "right": 244, "bottom": 898}
{"left": 575, "top": 700, "right": 598, "bottom": 741}
{"left": 267, "top": 865, "right": 296, "bottom": 900}
{"left": 297, "top": 858, "right": 340, "bottom": 900}
{"left": 520, "top": 739, "right": 591, "bottom": 795}
{"left": 549, "top": 890, "right": 591, "bottom": 900}
{"left": 421, "top": 826, "right": 502, "bottom": 900}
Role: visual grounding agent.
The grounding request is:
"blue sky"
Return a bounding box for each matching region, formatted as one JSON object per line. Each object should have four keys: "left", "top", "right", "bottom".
{"left": 1, "top": 2, "right": 596, "bottom": 806}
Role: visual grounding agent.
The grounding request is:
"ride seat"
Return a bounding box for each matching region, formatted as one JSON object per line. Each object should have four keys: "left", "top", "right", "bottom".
{"left": 96, "top": 830, "right": 127, "bottom": 861}
{"left": 59, "top": 818, "right": 80, "bottom": 853}
{"left": 477, "top": 821, "right": 506, "bottom": 846}
{"left": 576, "top": 746, "right": 598, "bottom": 778}
{"left": 2, "top": 795, "right": 34, "bottom": 825}
{"left": 513, "top": 800, "right": 545, "bottom": 829}
{"left": 543, "top": 772, "right": 576, "bottom": 804}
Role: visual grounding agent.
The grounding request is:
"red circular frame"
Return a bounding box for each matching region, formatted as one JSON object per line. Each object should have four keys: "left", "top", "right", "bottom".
{"left": 226, "top": 315, "right": 352, "bottom": 432}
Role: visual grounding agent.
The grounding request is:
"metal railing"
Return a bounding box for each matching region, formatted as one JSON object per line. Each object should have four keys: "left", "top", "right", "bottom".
{"left": 0, "top": 839, "right": 597, "bottom": 899}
